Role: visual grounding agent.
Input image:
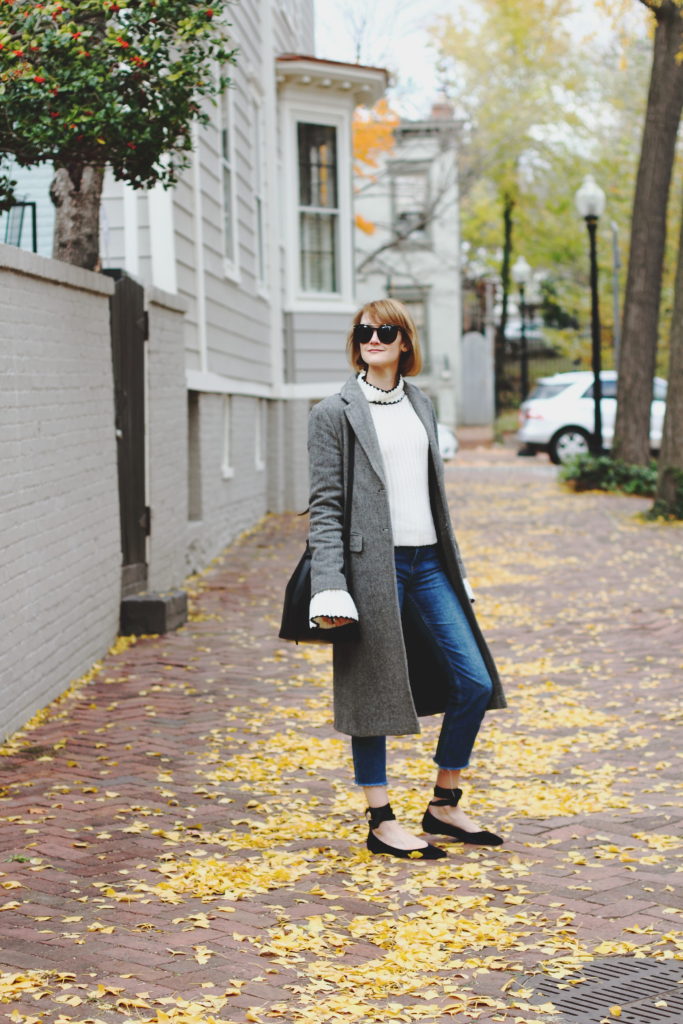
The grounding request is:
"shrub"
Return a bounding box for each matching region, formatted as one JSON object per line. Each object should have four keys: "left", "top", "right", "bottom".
{"left": 559, "top": 454, "right": 658, "bottom": 496}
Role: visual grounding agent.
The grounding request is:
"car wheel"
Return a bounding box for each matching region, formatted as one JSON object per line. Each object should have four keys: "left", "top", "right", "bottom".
{"left": 549, "top": 427, "right": 591, "bottom": 465}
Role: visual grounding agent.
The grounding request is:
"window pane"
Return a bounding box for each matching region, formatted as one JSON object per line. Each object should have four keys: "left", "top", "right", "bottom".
{"left": 583, "top": 380, "right": 617, "bottom": 399}
{"left": 393, "top": 172, "right": 428, "bottom": 241}
{"left": 298, "top": 123, "right": 338, "bottom": 209}
{"left": 300, "top": 212, "right": 337, "bottom": 292}
{"left": 529, "top": 383, "right": 571, "bottom": 400}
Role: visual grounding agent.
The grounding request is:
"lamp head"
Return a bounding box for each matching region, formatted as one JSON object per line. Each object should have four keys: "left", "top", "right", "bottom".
{"left": 575, "top": 175, "right": 606, "bottom": 219}
{"left": 511, "top": 255, "right": 531, "bottom": 286}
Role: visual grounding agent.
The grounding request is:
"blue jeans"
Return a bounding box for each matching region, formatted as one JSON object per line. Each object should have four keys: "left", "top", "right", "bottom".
{"left": 351, "top": 545, "right": 493, "bottom": 786}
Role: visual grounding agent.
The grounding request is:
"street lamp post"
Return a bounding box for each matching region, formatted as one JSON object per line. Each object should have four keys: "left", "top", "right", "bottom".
{"left": 575, "top": 175, "right": 606, "bottom": 456}
{"left": 511, "top": 255, "right": 531, "bottom": 402}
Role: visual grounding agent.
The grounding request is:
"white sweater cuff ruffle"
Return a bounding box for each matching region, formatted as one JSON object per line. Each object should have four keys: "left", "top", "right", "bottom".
{"left": 309, "top": 589, "right": 359, "bottom": 629}
{"left": 463, "top": 578, "right": 475, "bottom": 603}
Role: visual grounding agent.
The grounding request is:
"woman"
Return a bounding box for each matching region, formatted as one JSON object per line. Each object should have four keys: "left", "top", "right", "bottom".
{"left": 307, "top": 299, "right": 506, "bottom": 860}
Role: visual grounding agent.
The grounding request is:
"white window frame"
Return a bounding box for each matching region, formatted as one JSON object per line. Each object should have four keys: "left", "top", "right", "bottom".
{"left": 251, "top": 93, "right": 267, "bottom": 295}
{"left": 219, "top": 83, "right": 240, "bottom": 283}
{"left": 281, "top": 96, "right": 354, "bottom": 313}
{"left": 390, "top": 161, "right": 431, "bottom": 248}
{"left": 221, "top": 395, "right": 235, "bottom": 479}
{"left": 254, "top": 399, "right": 266, "bottom": 472}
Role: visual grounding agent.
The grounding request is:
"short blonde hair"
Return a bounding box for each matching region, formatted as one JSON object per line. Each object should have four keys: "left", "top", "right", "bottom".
{"left": 346, "top": 298, "right": 423, "bottom": 376}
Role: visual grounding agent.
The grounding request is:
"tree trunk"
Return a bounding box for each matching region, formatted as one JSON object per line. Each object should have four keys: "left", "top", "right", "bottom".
{"left": 653, "top": 186, "right": 683, "bottom": 517}
{"left": 495, "top": 193, "right": 514, "bottom": 413}
{"left": 50, "top": 165, "right": 105, "bottom": 270}
{"left": 613, "top": 1, "right": 683, "bottom": 465}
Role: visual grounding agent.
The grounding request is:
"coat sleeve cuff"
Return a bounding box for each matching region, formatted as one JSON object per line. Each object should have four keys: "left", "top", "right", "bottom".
{"left": 463, "top": 578, "right": 475, "bottom": 603}
{"left": 309, "top": 589, "right": 359, "bottom": 628}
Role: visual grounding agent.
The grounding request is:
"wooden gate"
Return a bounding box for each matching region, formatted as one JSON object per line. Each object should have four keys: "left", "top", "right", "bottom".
{"left": 105, "top": 270, "right": 149, "bottom": 596}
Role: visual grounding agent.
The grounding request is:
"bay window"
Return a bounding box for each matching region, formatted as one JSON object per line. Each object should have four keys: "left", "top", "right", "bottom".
{"left": 297, "top": 122, "right": 339, "bottom": 293}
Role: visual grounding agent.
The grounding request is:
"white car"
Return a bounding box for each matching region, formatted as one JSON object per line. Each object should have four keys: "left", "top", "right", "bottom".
{"left": 438, "top": 424, "right": 459, "bottom": 461}
{"left": 517, "top": 370, "right": 667, "bottom": 465}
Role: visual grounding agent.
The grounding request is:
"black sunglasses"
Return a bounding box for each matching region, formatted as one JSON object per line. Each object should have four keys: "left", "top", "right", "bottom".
{"left": 353, "top": 323, "right": 403, "bottom": 345}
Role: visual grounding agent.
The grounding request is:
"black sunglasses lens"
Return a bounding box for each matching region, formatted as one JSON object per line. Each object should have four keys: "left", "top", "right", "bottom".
{"left": 353, "top": 324, "right": 374, "bottom": 344}
{"left": 377, "top": 325, "right": 400, "bottom": 343}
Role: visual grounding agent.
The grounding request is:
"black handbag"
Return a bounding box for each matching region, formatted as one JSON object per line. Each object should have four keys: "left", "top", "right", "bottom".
{"left": 279, "top": 435, "right": 359, "bottom": 645}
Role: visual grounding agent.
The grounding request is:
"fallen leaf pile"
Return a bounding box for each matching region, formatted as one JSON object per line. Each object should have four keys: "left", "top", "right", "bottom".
{"left": 0, "top": 455, "right": 681, "bottom": 1023}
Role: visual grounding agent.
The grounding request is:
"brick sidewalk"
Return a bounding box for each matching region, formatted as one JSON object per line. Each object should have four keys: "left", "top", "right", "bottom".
{"left": 1, "top": 450, "right": 682, "bottom": 1024}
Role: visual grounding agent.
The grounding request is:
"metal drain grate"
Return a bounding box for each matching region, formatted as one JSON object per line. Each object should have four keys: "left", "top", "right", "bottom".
{"left": 530, "top": 957, "right": 683, "bottom": 1024}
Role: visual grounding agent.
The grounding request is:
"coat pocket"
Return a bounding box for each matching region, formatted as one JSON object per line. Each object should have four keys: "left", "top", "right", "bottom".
{"left": 349, "top": 532, "right": 363, "bottom": 552}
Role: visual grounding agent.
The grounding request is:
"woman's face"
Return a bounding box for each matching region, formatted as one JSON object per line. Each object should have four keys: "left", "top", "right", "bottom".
{"left": 358, "top": 313, "right": 409, "bottom": 377}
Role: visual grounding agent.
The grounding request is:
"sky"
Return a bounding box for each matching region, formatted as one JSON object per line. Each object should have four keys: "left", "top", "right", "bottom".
{"left": 314, "top": 0, "right": 649, "bottom": 118}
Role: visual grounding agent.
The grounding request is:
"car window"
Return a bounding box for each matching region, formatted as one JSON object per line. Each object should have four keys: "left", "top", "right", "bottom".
{"left": 582, "top": 380, "right": 617, "bottom": 399}
{"left": 653, "top": 379, "right": 667, "bottom": 402}
{"left": 527, "top": 383, "right": 571, "bottom": 401}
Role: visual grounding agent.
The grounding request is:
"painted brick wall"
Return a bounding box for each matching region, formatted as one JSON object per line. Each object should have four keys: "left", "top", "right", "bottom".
{"left": 0, "top": 245, "right": 121, "bottom": 742}
{"left": 266, "top": 398, "right": 310, "bottom": 514}
{"left": 185, "top": 391, "right": 311, "bottom": 572}
{"left": 146, "top": 288, "right": 189, "bottom": 592}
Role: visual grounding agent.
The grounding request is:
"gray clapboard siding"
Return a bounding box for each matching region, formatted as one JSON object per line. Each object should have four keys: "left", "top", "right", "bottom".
{"left": 287, "top": 312, "right": 352, "bottom": 384}
{"left": 0, "top": 162, "right": 54, "bottom": 259}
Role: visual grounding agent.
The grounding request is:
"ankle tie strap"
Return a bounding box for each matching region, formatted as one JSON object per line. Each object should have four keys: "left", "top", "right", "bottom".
{"left": 366, "top": 803, "right": 396, "bottom": 828}
{"left": 431, "top": 785, "right": 463, "bottom": 807}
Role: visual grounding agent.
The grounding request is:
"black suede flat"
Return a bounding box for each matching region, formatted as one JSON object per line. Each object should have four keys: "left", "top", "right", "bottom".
{"left": 366, "top": 802, "right": 447, "bottom": 860}
{"left": 422, "top": 786, "right": 503, "bottom": 847}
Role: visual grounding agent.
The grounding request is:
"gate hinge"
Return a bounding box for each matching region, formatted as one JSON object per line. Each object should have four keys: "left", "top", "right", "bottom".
{"left": 140, "top": 506, "right": 151, "bottom": 536}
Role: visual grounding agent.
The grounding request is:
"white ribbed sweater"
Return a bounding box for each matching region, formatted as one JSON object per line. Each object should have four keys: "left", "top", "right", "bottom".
{"left": 358, "top": 373, "right": 437, "bottom": 546}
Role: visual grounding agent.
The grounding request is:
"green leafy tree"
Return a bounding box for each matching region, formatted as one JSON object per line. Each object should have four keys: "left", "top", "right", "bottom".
{"left": 430, "top": 0, "right": 590, "bottom": 408}
{"left": 431, "top": 4, "right": 662, "bottom": 407}
{"left": 0, "top": 0, "right": 236, "bottom": 269}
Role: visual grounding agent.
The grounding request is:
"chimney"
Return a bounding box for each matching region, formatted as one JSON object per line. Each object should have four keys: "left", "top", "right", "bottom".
{"left": 431, "top": 98, "right": 455, "bottom": 120}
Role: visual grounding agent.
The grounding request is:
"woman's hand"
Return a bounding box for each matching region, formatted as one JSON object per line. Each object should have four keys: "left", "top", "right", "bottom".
{"left": 316, "top": 616, "right": 355, "bottom": 629}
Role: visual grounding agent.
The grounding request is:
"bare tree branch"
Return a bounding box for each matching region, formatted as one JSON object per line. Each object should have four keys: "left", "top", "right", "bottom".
{"left": 356, "top": 160, "right": 458, "bottom": 274}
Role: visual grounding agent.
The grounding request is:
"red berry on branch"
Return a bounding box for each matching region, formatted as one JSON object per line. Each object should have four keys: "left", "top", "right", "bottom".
{"left": 34, "top": 75, "right": 46, "bottom": 83}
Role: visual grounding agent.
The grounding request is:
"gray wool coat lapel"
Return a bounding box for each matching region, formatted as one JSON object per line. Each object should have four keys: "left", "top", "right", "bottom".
{"left": 340, "top": 376, "right": 387, "bottom": 486}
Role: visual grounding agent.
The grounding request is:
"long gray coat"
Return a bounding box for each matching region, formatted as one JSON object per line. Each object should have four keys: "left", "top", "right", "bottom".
{"left": 308, "top": 374, "right": 506, "bottom": 737}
